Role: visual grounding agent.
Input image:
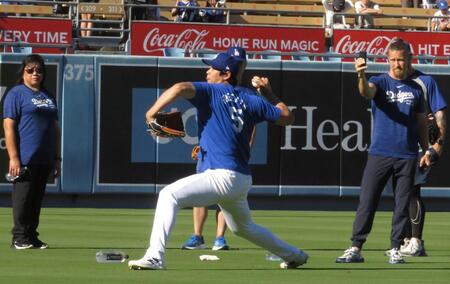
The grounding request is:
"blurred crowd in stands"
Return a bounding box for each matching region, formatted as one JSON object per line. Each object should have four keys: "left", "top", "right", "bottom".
{"left": 171, "top": 0, "right": 227, "bottom": 23}
{"left": 1, "top": 0, "right": 450, "bottom": 31}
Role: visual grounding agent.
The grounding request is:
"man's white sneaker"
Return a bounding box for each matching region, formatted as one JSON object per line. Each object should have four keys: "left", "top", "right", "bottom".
{"left": 388, "top": 248, "right": 405, "bottom": 264}
{"left": 280, "top": 250, "right": 309, "bottom": 269}
{"left": 400, "top": 238, "right": 427, "bottom": 257}
{"left": 128, "top": 257, "right": 165, "bottom": 270}
{"left": 400, "top": 238, "right": 410, "bottom": 251}
{"left": 336, "top": 247, "right": 364, "bottom": 263}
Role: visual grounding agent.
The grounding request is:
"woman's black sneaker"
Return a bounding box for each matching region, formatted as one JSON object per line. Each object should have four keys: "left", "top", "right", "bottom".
{"left": 12, "top": 240, "right": 33, "bottom": 250}
{"left": 32, "top": 239, "right": 49, "bottom": 249}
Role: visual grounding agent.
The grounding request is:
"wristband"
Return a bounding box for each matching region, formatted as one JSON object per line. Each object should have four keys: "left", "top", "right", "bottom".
{"left": 425, "top": 147, "right": 439, "bottom": 163}
{"left": 263, "top": 92, "right": 282, "bottom": 106}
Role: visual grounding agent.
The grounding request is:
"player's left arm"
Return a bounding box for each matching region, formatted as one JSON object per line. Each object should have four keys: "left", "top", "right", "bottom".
{"left": 145, "top": 82, "right": 195, "bottom": 121}
{"left": 417, "top": 112, "right": 432, "bottom": 168}
{"left": 251, "top": 76, "right": 294, "bottom": 126}
{"left": 432, "top": 108, "right": 447, "bottom": 156}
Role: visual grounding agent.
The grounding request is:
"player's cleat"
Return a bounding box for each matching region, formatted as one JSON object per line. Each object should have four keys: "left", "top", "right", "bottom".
{"left": 280, "top": 249, "right": 309, "bottom": 269}
{"left": 400, "top": 238, "right": 427, "bottom": 257}
{"left": 400, "top": 238, "right": 410, "bottom": 251}
{"left": 12, "top": 240, "right": 33, "bottom": 250}
{"left": 212, "top": 236, "right": 229, "bottom": 251}
{"left": 181, "top": 235, "right": 206, "bottom": 250}
{"left": 336, "top": 247, "right": 364, "bottom": 263}
{"left": 128, "top": 257, "right": 165, "bottom": 270}
{"left": 31, "top": 238, "right": 49, "bottom": 249}
{"left": 388, "top": 248, "right": 405, "bottom": 264}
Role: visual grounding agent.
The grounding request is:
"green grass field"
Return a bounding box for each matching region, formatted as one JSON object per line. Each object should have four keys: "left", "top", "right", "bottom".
{"left": 0, "top": 207, "right": 449, "bottom": 284}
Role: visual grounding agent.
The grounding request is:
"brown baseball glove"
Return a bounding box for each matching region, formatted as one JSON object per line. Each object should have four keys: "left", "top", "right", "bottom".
{"left": 146, "top": 111, "right": 185, "bottom": 138}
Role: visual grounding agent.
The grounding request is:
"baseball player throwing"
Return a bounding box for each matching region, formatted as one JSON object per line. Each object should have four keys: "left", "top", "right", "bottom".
{"left": 128, "top": 51, "right": 308, "bottom": 270}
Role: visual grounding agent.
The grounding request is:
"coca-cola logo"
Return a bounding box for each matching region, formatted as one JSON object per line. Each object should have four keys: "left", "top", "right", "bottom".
{"left": 143, "top": 28, "right": 208, "bottom": 53}
{"left": 335, "top": 35, "right": 393, "bottom": 55}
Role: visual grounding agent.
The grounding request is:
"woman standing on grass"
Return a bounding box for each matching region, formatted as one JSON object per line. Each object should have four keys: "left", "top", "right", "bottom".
{"left": 3, "top": 54, "right": 61, "bottom": 249}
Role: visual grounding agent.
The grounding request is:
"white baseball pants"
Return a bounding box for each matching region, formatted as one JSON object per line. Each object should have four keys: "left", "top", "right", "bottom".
{"left": 144, "top": 169, "right": 301, "bottom": 263}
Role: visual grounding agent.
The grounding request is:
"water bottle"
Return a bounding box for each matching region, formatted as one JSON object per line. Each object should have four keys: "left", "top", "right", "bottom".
{"left": 265, "top": 252, "right": 282, "bottom": 261}
{"left": 95, "top": 251, "right": 129, "bottom": 263}
{"left": 5, "top": 167, "right": 28, "bottom": 182}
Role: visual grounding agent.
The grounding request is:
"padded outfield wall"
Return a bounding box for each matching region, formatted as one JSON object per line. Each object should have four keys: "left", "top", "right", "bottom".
{"left": 0, "top": 54, "right": 449, "bottom": 198}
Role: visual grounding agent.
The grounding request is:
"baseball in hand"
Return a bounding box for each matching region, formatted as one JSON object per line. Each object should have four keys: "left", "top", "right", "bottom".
{"left": 251, "top": 77, "right": 259, "bottom": 87}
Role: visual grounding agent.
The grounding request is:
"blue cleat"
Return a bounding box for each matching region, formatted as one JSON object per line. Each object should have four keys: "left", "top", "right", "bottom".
{"left": 181, "top": 235, "right": 206, "bottom": 250}
{"left": 212, "top": 236, "right": 229, "bottom": 251}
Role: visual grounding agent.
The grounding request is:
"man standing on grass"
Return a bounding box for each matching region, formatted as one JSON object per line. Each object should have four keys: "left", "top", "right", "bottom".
{"left": 128, "top": 51, "right": 308, "bottom": 270}
{"left": 336, "top": 38, "right": 431, "bottom": 264}
{"left": 395, "top": 66, "right": 447, "bottom": 257}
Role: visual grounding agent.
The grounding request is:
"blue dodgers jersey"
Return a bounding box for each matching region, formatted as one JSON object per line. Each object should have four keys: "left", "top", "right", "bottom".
{"left": 3, "top": 84, "right": 58, "bottom": 165}
{"left": 190, "top": 82, "right": 281, "bottom": 175}
{"left": 368, "top": 73, "right": 426, "bottom": 159}
{"left": 411, "top": 70, "right": 447, "bottom": 113}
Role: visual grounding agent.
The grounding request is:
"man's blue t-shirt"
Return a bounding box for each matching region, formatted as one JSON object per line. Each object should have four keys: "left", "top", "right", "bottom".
{"left": 190, "top": 82, "right": 281, "bottom": 175}
{"left": 368, "top": 73, "right": 426, "bottom": 159}
{"left": 3, "top": 84, "right": 58, "bottom": 165}
{"left": 411, "top": 70, "right": 447, "bottom": 114}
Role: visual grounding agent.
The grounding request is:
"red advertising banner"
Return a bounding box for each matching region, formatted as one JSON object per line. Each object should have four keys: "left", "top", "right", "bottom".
{"left": 0, "top": 18, "right": 72, "bottom": 54}
{"left": 334, "top": 30, "right": 450, "bottom": 61}
{"left": 131, "top": 22, "right": 325, "bottom": 56}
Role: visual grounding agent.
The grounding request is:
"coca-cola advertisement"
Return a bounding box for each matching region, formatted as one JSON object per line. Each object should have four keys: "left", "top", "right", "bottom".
{"left": 131, "top": 22, "right": 325, "bottom": 56}
{"left": 334, "top": 30, "right": 450, "bottom": 62}
{"left": 0, "top": 18, "right": 72, "bottom": 54}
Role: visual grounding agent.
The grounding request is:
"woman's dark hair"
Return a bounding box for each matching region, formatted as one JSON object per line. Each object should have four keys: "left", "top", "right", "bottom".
{"left": 17, "top": 54, "right": 47, "bottom": 87}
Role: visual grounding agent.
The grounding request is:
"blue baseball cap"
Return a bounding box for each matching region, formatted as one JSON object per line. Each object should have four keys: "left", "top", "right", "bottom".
{"left": 226, "top": 46, "right": 247, "bottom": 62}
{"left": 438, "top": 0, "right": 448, "bottom": 10}
{"left": 202, "top": 53, "right": 240, "bottom": 76}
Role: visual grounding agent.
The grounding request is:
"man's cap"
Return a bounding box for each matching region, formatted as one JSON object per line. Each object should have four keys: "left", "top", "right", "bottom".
{"left": 202, "top": 53, "right": 240, "bottom": 76}
{"left": 333, "top": 0, "right": 345, "bottom": 11}
{"left": 438, "top": 0, "right": 448, "bottom": 10}
{"left": 226, "top": 46, "right": 247, "bottom": 62}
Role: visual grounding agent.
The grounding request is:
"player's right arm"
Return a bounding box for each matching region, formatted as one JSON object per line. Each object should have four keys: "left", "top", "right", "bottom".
{"left": 145, "top": 82, "right": 195, "bottom": 121}
{"left": 355, "top": 58, "right": 376, "bottom": 99}
{"left": 3, "top": 118, "right": 21, "bottom": 177}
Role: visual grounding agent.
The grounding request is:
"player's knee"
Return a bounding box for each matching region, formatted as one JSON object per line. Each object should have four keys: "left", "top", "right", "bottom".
{"left": 228, "top": 223, "right": 251, "bottom": 237}
{"left": 157, "top": 188, "right": 178, "bottom": 206}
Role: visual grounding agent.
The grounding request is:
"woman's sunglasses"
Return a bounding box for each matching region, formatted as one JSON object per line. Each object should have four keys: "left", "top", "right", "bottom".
{"left": 24, "top": 67, "right": 43, "bottom": 74}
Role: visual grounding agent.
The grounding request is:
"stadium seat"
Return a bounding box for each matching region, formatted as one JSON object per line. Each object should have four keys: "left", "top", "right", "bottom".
{"left": 163, "top": 47, "right": 186, "bottom": 57}
{"left": 417, "top": 54, "right": 434, "bottom": 64}
{"left": 196, "top": 49, "right": 217, "bottom": 58}
{"left": 322, "top": 52, "right": 342, "bottom": 62}
{"left": 12, "top": 46, "right": 33, "bottom": 54}
{"left": 261, "top": 50, "right": 282, "bottom": 60}
{"left": 292, "top": 52, "right": 311, "bottom": 61}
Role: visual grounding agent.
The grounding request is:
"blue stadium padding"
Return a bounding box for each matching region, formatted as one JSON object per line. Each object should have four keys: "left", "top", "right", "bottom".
{"left": 2, "top": 55, "right": 450, "bottom": 198}
{"left": 93, "top": 56, "right": 158, "bottom": 193}
{"left": 60, "top": 55, "right": 96, "bottom": 193}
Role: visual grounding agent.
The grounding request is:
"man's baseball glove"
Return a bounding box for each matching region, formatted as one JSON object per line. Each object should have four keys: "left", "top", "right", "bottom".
{"left": 147, "top": 111, "right": 185, "bottom": 138}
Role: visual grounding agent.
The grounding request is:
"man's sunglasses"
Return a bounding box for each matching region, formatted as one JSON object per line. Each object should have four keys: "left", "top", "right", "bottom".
{"left": 24, "top": 67, "right": 43, "bottom": 74}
